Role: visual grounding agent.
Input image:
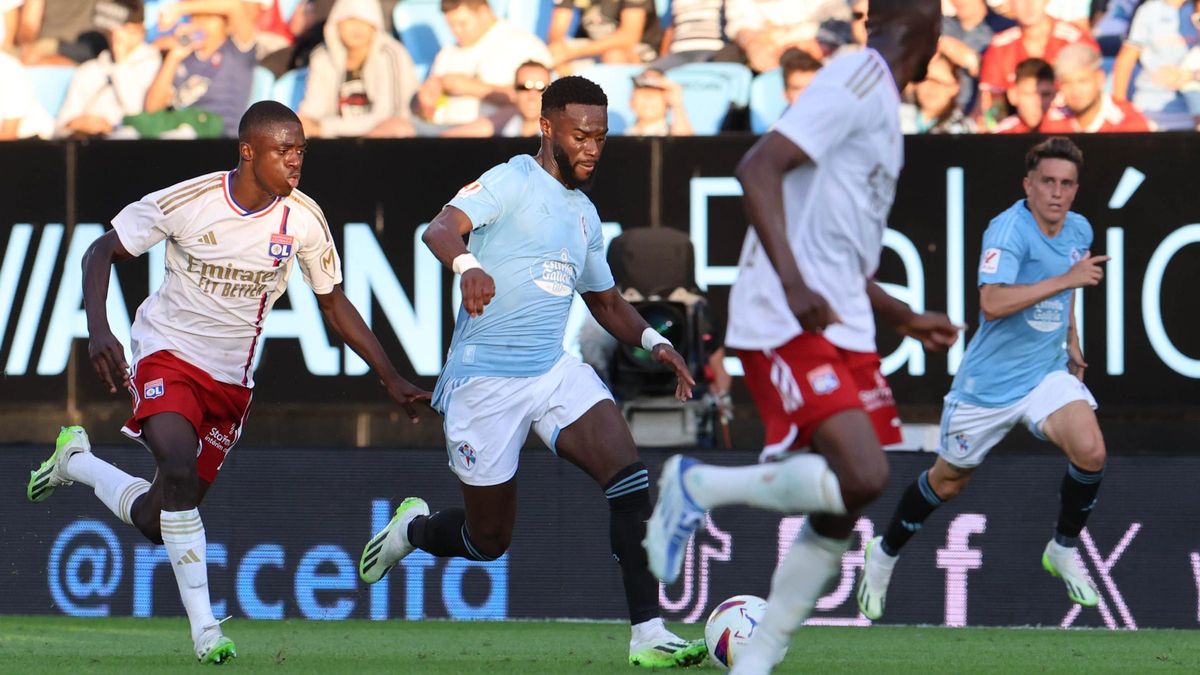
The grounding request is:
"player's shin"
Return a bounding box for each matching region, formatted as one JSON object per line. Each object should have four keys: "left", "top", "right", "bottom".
{"left": 68, "top": 453, "right": 150, "bottom": 526}
{"left": 733, "top": 525, "right": 848, "bottom": 674}
{"left": 605, "top": 462, "right": 658, "bottom": 625}
{"left": 407, "top": 508, "right": 497, "bottom": 561}
{"left": 161, "top": 509, "right": 218, "bottom": 640}
{"left": 683, "top": 453, "right": 846, "bottom": 514}
{"left": 1055, "top": 462, "right": 1104, "bottom": 547}
{"left": 881, "top": 470, "right": 944, "bottom": 556}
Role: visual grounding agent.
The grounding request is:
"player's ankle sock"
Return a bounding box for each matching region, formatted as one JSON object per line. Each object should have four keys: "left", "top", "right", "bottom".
{"left": 161, "top": 509, "right": 217, "bottom": 641}
{"left": 605, "top": 462, "right": 658, "bottom": 626}
{"left": 407, "top": 508, "right": 496, "bottom": 561}
{"left": 881, "top": 470, "right": 943, "bottom": 556}
{"left": 684, "top": 454, "right": 846, "bottom": 514}
{"left": 66, "top": 452, "right": 150, "bottom": 525}
{"left": 1055, "top": 462, "right": 1104, "bottom": 547}
{"left": 736, "top": 525, "right": 848, "bottom": 672}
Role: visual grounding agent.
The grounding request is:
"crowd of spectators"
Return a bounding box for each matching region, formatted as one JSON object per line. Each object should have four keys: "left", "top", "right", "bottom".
{"left": 1, "top": 0, "right": 1196, "bottom": 140}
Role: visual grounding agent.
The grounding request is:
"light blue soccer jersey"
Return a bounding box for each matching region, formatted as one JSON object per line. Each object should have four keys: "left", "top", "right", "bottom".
{"left": 432, "top": 154, "right": 615, "bottom": 411}
{"left": 950, "top": 200, "right": 1094, "bottom": 407}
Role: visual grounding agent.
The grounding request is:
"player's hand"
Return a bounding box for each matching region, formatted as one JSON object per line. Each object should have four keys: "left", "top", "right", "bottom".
{"left": 898, "top": 311, "right": 963, "bottom": 352}
{"left": 1067, "top": 333, "right": 1087, "bottom": 382}
{"left": 652, "top": 345, "right": 696, "bottom": 402}
{"left": 784, "top": 284, "right": 840, "bottom": 333}
{"left": 88, "top": 331, "right": 130, "bottom": 394}
{"left": 1062, "top": 252, "right": 1110, "bottom": 289}
{"left": 460, "top": 268, "right": 496, "bottom": 318}
{"left": 383, "top": 375, "right": 432, "bottom": 423}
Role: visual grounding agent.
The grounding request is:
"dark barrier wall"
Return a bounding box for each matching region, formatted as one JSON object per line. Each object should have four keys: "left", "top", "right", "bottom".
{"left": 1, "top": 136, "right": 1198, "bottom": 410}
{"left": 3, "top": 447, "right": 1197, "bottom": 629}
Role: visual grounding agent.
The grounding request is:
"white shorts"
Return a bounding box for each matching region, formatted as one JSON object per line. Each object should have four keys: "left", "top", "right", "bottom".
{"left": 936, "top": 370, "right": 1097, "bottom": 469}
{"left": 440, "top": 353, "right": 613, "bottom": 486}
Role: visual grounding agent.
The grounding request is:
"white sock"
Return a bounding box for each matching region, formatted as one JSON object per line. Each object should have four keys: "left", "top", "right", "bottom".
{"left": 65, "top": 453, "right": 150, "bottom": 526}
{"left": 732, "top": 526, "right": 849, "bottom": 675}
{"left": 684, "top": 454, "right": 846, "bottom": 514}
{"left": 161, "top": 509, "right": 217, "bottom": 642}
{"left": 630, "top": 617, "right": 668, "bottom": 647}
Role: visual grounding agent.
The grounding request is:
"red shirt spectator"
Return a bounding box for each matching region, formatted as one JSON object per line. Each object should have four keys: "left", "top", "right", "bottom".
{"left": 1041, "top": 42, "right": 1152, "bottom": 133}
{"left": 980, "top": 21, "right": 1097, "bottom": 96}
{"left": 1040, "top": 97, "right": 1151, "bottom": 132}
{"left": 993, "top": 115, "right": 1035, "bottom": 133}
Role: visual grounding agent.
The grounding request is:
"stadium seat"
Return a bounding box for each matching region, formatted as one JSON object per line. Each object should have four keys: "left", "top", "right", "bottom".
{"left": 575, "top": 64, "right": 642, "bottom": 135}
{"left": 271, "top": 67, "right": 308, "bottom": 112}
{"left": 501, "top": 0, "right": 556, "bottom": 41}
{"left": 749, "top": 68, "right": 786, "bottom": 134}
{"left": 276, "top": 0, "right": 303, "bottom": 21}
{"left": 248, "top": 66, "right": 276, "bottom": 108}
{"left": 665, "top": 66, "right": 737, "bottom": 135}
{"left": 29, "top": 66, "right": 75, "bottom": 119}
{"left": 394, "top": 2, "right": 455, "bottom": 74}
{"left": 673, "top": 61, "right": 752, "bottom": 107}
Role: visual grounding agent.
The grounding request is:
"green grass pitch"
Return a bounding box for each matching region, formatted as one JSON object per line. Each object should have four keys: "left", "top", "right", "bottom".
{"left": 1, "top": 617, "right": 1197, "bottom": 674}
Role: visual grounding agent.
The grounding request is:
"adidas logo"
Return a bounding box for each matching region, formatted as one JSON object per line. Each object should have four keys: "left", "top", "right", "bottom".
{"left": 198, "top": 232, "right": 218, "bottom": 245}
{"left": 176, "top": 548, "right": 202, "bottom": 565}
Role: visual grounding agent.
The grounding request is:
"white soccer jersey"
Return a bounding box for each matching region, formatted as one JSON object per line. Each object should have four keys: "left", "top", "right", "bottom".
{"left": 726, "top": 49, "right": 902, "bottom": 354}
{"left": 111, "top": 171, "right": 343, "bottom": 387}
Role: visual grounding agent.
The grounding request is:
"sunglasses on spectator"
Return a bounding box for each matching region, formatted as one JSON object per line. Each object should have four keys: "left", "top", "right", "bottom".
{"left": 852, "top": 11, "right": 866, "bottom": 21}
{"left": 516, "top": 80, "right": 548, "bottom": 91}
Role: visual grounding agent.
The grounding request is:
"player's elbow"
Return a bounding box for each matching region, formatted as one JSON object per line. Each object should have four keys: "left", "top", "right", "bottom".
{"left": 978, "top": 289, "right": 1006, "bottom": 322}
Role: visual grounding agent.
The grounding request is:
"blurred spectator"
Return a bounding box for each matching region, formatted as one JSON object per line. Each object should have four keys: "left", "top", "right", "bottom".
{"left": 626, "top": 67, "right": 693, "bottom": 135}
{"left": 816, "top": 0, "right": 868, "bottom": 57}
{"left": 979, "top": 0, "right": 1098, "bottom": 122}
{"left": 2, "top": 0, "right": 21, "bottom": 52}
{"left": 1094, "top": 0, "right": 1141, "bottom": 55}
{"left": 56, "top": 1, "right": 160, "bottom": 138}
{"left": 243, "top": 0, "right": 293, "bottom": 59}
{"left": 418, "top": 0, "right": 550, "bottom": 126}
{"left": 298, "top": 0, "right": 417, "bottom": 138}
{"left": 1111, "top": 0, "right": 1200, "bottom": 131}
{"left": 17, "top": 0, "right": 111, "bottom": 65}
{"left": 262, "top": 0, "right": 333, "bottom": 75}
{"left": 441, "top": 60, "right": 549, "bottom": 137}
{"left": 652, "top": 0, "right": 731, "bottom": 70}
{"left": 725, "top": 0, "right": 851, "bottom": 72}
{"left": 1043, "top": 42, "right": 1153, "bottom": 131}
{"left": 993, "top": 56, "right": 1056, "bottom": 132}
{"left": 145, "top": 0, "right": 258, "bottom": 137}
{"left": 1045, "top": 0, "right": 1095, "bottom": 30}
{"left": 0, "top": 49, "right": 53, "bottom": 137}
{"left": 781, "top": 46, "right": 821, "bottom": 105}
{"left": 900, "top": 54, "right": 978, "bottom": 133}
{"left": 548, "top": 0, "right": 661, "bottom": 70}
{"left": 941, "top": 0, "right": 1016, "bottom": 113}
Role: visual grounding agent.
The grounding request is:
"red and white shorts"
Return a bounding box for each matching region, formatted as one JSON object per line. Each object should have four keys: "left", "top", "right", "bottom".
{"left": 738, "top": 333, "right": 901, "bottom": 462}
{"left": 121, "top": 350, "right": 253, "bottom": 483}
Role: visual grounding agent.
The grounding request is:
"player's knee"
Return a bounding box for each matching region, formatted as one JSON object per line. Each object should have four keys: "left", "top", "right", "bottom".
{"left": 1070, "top": 432, "right": 1107, "bottom": 472}
{"left": 838, "top": 458, "right": 889, "bottom": 511}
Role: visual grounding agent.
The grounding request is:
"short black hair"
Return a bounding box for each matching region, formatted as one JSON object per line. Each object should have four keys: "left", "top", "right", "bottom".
{"left": 1026, "top": 136, "right": 1084, "bottom": 174}
{"left": 541, "top": 76, "right": 608, "bottom": 116}
{"left": 1014, "top": 57, "right": 1055, "bottom": 85}
{"left": 781, "top": 47, "right": 822, "bottom": 78}
{"left": 238, "top": 101, "right": 301, "bottom": 142}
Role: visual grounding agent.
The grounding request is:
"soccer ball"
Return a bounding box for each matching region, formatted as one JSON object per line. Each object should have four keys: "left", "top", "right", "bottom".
{"left": 704, "top": 594, "right": 769, "bottom": 670}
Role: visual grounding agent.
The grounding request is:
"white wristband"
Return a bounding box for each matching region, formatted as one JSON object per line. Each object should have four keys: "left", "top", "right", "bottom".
{"left": 452, "top": 253, "right": 483, "bottom": 275}
{"left": 641, "top": 327, "right": 671, "bottom": 352}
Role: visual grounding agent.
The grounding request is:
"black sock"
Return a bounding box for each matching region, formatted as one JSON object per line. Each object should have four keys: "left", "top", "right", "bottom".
{"left": 881, "top": 470, "right": 944, "bottom": 556}
{"left": 605, "top": 462, "right": 658, "bottom": 625}
{"left": 1055, "top": 463, "right": 1104, "bottom": 547}
{"left": 407, "top": 508, "right": 497, "bottom": 561}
